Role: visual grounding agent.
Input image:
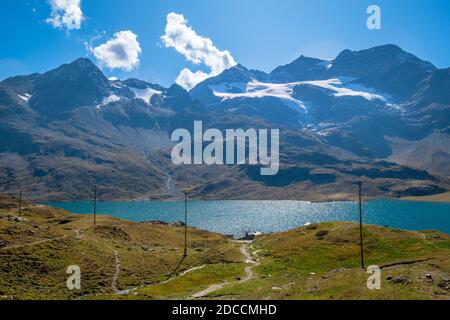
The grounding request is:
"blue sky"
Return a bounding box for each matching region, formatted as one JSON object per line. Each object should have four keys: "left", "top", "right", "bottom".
{"left": 1, "top": 0, "right": 449, "bottom": 88}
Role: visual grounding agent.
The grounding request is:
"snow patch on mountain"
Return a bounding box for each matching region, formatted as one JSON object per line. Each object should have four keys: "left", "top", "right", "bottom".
{"left": 209, "top": 77, "right": 390, "bottom": 113}
{"left": 317, "top": 60, "right": 333, "bottom": 70}
{"left": 130, "top": 87, "right": 163, "bottom": 103}
{"left": 301, "top": 79, "right": 387, "bottom": 101}
{"left": 212, "top": 81, "right": 307, "bottom": 111}
{"left": 17, "top": 93, "right": 32, "bottom": 103}
{"left": 98, "top": 94, "right": 122, "bottom": 107}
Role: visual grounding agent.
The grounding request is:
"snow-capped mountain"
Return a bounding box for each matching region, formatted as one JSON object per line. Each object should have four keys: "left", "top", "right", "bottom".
{"left": 192, "top": 45, "right": 436, "bottom": 117}
{"left": 190, "top": 44, "right": 449, "bottom": 162}
{"left": 1, "top": 58, "right": 171, "bottom": 114}
{"left": 270, "top": 55, "right": 330, "bottom": 83}
{"left": 0, "top": 45, "right": 449, "bottom": 201}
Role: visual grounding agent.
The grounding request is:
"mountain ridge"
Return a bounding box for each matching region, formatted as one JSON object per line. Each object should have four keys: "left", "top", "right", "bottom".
{"left": 1, "top": 44, "right": 449, "bottom": 201}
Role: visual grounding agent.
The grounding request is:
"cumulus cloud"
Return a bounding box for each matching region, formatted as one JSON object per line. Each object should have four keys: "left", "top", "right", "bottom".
{"left": 175, "top": 69, "right": 210, "bottom": 91}
{"left": 46, "top": 0, "right": 84, "bottom": 30}
{"left": 91, "top": 31, "right": 142, "bottom": 71}
{"left": 161, "top": 12, "right": 237, "bottom": 90}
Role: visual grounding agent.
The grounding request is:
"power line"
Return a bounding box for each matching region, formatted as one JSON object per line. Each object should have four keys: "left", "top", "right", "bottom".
{"left": 18, "top": 189, "right": 22, "bottom": 218}
{"left": 93, "top": 185, "right": 97, "bottom": 229}
{"left": 358, "top": 181, "right": 365, "bottom": 269}
{"left": 183, "top": 192, "right": 188, "bottom": 258}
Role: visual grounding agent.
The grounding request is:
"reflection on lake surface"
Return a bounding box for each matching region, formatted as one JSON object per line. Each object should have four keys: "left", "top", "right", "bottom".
{"left": 46, "top": 199, "right": 450, "bottom": 237}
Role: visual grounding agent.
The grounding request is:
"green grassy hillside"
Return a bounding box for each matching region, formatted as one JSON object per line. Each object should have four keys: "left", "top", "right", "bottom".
{"left": 1, "top": 195, "right": 449, "bottom": 300}
{"left": 0, "top": 195, "right": 242, "bottom": 299}
{"left": 206, "top": 222, "right": 450, "bottom": 300}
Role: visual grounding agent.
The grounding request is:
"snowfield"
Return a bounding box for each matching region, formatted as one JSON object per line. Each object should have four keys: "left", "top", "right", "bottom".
{"left": 130, "top": 87, "right": 163, "bottom": 103}
{"left": 98, "top": 94, "right": 121, "bottom": 107}
{"left": 210, "top": 78, "right": 388, "bottom": 112}
{"left": 301, "top": 79, "right": 387, "bottom": 101}
{"left": 212, "top": 81, "right": 307, "bottom": 111}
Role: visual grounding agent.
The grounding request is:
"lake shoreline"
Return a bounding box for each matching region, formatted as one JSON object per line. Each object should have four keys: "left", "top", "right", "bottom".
{"left": 37, "top": 189, "right": 450, "bottom": 205}
{"left": 3, "top": 193, "right": 450, "bottom": 300}
{"left": 47, "top": 198, "right": 450, "bottom": 237}
{"left": 400, "top": 191, "right": 450, "bottom": 203}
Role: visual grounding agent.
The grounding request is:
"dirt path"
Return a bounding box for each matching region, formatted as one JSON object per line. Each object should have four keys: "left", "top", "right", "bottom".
{"left": 111, "top": 250, "right": 122, "bottom": 294}
{"left": 116, "top": 264, "right": 207, "bottom": 295}
{"left": 164, "top": 265, "right": 206, "bottom": 284}
{"left": 191, "top": 241, "right": 260, "bottom": 299}
{"left": 111, "top": 250, "right": 131, "bottom": 295}
{"left": 0, "top": 226, "right": 92, "bottom": 252}
{"left": 380, "top": 258, "right": 435, "bottom": 269}
{"left": 0, "top": 234, "right": 70, "bottom": 251}
{"left": 240, "top": 243, "right": 259, "bottom": 282}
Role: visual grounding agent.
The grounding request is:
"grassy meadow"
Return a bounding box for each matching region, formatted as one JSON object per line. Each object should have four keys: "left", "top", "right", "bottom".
{"left": 0, "top": 194, "right": 449, "bottom": 300}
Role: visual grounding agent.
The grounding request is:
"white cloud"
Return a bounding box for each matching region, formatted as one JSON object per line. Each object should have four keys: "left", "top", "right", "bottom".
{"left": 91, "top": 31, "right": 142, "bottom": 72}
{"left": 175, "top": 68, "right": 210, "bottom": 91}
{"left": 161, "top": 12, "right": 237, "bottom": 90}
{"left": 46, "top": 0, "right": 84, "bottom": 30}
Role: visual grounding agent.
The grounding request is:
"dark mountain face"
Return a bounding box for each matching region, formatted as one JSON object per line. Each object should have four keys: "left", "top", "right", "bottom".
{"left": 29, "top": 58, "right": 111, "bottom": 115}
{"left": 263, "top": 45, "right": 437, "bottom": 102}
{"left": 122, "top": 78, "right": 166, "bottom": 92}
{"left": 163, "top": 84, "right": 194, "bottom": 111}
{"left": 99, "top": 99, "right": 159, "bottom": 129}
{"left": 396, "top": 68, "right": 450, "bottom": 134}
{"left": 0, "top": 46, "right": 449, "bottom": 201}
{"left": 213, "top": 64, "right": 268, "bottom": 84}
{"left": 329, "top": 45, "right": 435, "bottom": 79}
{"left": 0, "top": 73, "right": 41, "bottom": 95}
{"left": 329, "top": 45, "right": 436, "bottom": 101}
{"left": 0, "top": 86, "right": 30, "bottom": 116}
{"left": 190, "top": 44, "right": 449, "bottom": 159}
{"left": 270, "top": 55, "right": 329, "bottom": 83}
{"left": 413, "top": 68, "right": 450, "bottom": 106}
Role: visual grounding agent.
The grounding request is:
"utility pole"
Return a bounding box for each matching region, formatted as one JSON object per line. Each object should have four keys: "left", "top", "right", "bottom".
{"left": 93, "top": 185, "right": 97, "bottom": 228}
{"left": 358, "top": 181, "right": 365, "bottom": 269}
{"left": 183, "top": 192, "right": 188, "bottom": 257}
{"left": 18, "top": 189, "right": 22, "bottom": 218}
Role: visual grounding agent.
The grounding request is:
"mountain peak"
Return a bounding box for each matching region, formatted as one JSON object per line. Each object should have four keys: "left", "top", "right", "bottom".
{"left": 231, "top": 63, "right": 249, "bottom": 72}
{"left": 295, "top": 54, "right": 324, "bottom": 62}
{"left": 191, "top": 63, "right": 268, "bottom": 91}
{"left": 330, "top": 44, "right": 437, "bottom": 101}
{"left": 336, "top": 44, "right": 402, "bottom": 57}
{"left": 27, "top": 57, "right": 110, "bottom": 115}
{"left": 51, "top": 57, "right": 103, "bottom": 75}
{"left": 376, "top": 43, "right": 402, "bottom": 51}
{"left": 167, "top": 83, "right": 188, "bottom": 96}
{"left": 334, "top": 44, "right": 435, "bottom": 71}
{"left": 71, "top": 57, "right": 96, "bottom": 66}
{"left": 269, "top": 54, "right": 328, "bottom": 83}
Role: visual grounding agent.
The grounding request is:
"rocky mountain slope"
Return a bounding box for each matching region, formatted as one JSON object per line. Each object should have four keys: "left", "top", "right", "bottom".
{"left": 0, "top": 45, "right": 449, "bottom": 201}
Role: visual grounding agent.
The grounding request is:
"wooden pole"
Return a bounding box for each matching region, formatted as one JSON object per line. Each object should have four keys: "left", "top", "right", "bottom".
{"left": 358, "top": 181, "right": 365, "bottom": 269}
{"left": 19, "top": 189, "right": 22, "bottom": 218}
{"left": 184, "top": 192, "right": 188, "bottom": 257}
{"left": 93, "top": 185, "right": 97, "bottom": 228}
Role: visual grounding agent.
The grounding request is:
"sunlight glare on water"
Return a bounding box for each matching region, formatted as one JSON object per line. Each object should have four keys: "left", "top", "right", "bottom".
{"left": 46, "top": 199, "right": 450, "bottom": 237}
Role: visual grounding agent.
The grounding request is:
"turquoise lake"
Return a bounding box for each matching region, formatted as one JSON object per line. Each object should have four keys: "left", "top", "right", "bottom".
{"left": 46, "top": 199, "right": 450, "bottom": 237}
